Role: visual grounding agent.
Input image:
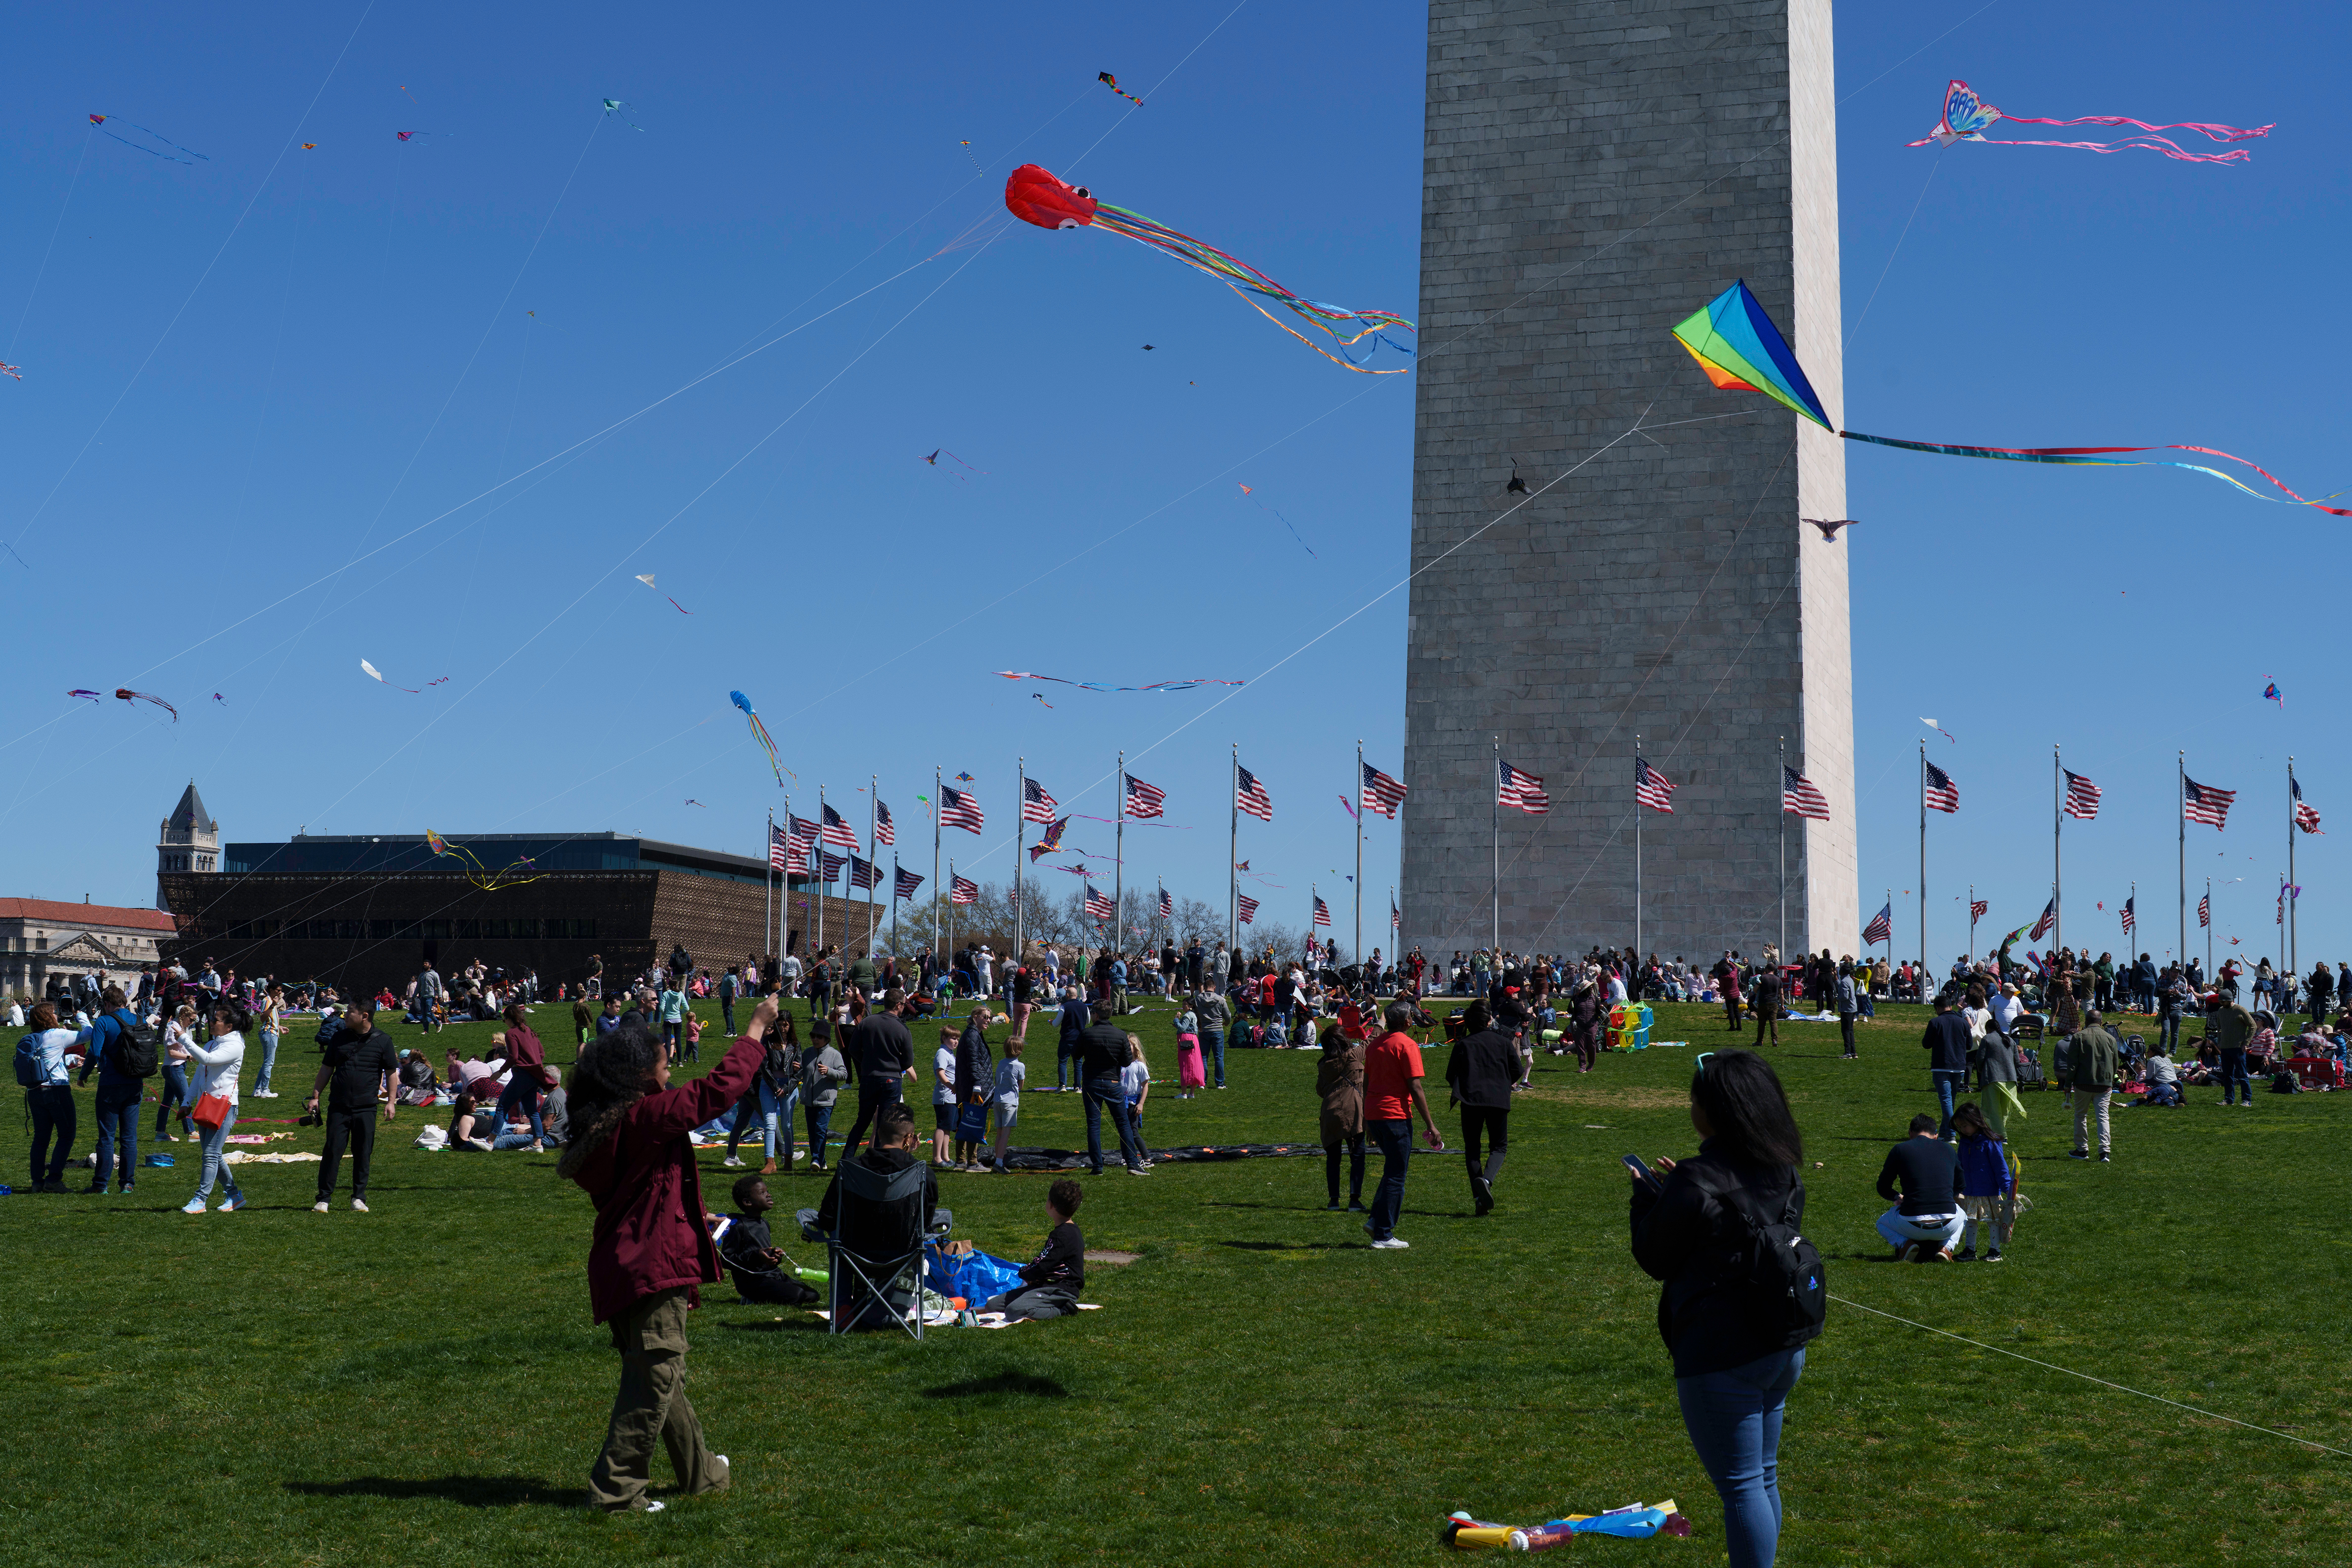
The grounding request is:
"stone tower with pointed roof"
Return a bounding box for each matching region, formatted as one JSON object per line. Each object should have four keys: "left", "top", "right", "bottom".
{"left": 158, "top": 782, "right": 219, "bottom": 911}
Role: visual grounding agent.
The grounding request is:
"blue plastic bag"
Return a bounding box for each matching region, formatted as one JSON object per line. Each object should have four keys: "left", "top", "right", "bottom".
{"left": 925, "top": 1244, "right": 1026, "bottom": 1305}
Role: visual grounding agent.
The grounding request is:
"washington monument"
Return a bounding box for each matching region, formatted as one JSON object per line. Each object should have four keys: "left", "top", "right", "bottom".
{"left": 1402, "top": 0, "right": 1857, "bottom": 962}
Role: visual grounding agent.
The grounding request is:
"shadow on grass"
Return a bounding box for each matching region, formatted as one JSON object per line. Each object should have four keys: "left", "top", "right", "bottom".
{"left": 719, "top": 1316, "right": 827, "bottom": 1333}
{"left": 921, "top": 1370, "right": 1068, "bottom": 1400}
{"left": 1219, "top": 1239, "right": 1349, "bottom": 1252}
{"left": 285, "top": 1475, "right": 587, "bottom": 1508}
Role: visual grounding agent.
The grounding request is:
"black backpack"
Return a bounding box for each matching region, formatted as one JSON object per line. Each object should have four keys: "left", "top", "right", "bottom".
{"left": 1690, "top": 1164, "right": 1827, "bottom": 1339}
{"left": 106, "top": 1013, "right": 159, "bottom": 1080}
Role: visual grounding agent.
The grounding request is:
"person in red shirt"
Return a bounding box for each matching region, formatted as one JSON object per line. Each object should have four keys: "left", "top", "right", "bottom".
{"left": 1360, "top": 1001, "right": 1445, "bottom": 1248}
{"left": 557, "top": 999, "right": 772, "bottom": 1512}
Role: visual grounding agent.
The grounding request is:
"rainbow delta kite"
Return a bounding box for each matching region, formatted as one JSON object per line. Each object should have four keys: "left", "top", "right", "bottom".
{"left": 1673, "top": 280, "right": 2352, "bottom": 519}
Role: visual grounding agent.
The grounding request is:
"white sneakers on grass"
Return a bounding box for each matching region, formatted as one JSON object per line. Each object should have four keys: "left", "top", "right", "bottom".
{"left": 352, "top": 1198, "right": 370, "bottom": 1212}
{"left": 1370, "top": 1236, "right": 1411, "bottom": 1250}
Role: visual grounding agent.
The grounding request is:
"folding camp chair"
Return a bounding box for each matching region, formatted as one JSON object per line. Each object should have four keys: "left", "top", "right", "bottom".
{"left": 804, "top": 1160, "right": 951, "bottom": 1339}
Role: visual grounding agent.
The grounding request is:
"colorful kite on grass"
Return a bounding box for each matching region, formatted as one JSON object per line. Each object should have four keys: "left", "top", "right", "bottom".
{"left": 89, "top": 114, "right": 208, "bottom": 164}
{"left": 635, "top": 573, "right": 692, "bottom": 613}
{"left": 1907, "top": 79, "right": 2271, "bottom": 164}
{"left": 115, "top": 688, "right": 177, "bottom": 721}
{"left": 1004, "top": 163, "right": 1414, "bottom": 372}
{"left": 1443, "top": 1500, "right": 1691, "bottom": 1549}
{"left": 1676, "top": 280, "right": 2352, "bottom": 519}
{"left": 730, "top": 689, "right": 793, "bottom": 784}
{"left": 1098, "top": 71, "right": 1143, "bottom": 107}
{"left": 426, "top": 828, "right": 546, "bottom": 891}
{"left": 993, "top": 670, "right": 1244, "bottom": 693}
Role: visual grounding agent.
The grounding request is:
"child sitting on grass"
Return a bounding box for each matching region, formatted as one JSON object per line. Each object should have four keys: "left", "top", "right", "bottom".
{"left": 980, "top": 1177, "right": 1086, "bottom": 1321}
{"left": 717, "top": 1174, "right": 818, "bottom": 1306}
{"left": 1952, "top": 1102, "right": 2015, "bottom": 1263}
{"left": 2143, "top": 1041, "right": 2184, "bottom": 1106}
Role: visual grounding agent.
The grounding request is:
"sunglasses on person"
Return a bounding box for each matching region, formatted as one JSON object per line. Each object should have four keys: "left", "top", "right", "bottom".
{"left": 1694, "top": 1051, "right": 1715, "bottom": 1076}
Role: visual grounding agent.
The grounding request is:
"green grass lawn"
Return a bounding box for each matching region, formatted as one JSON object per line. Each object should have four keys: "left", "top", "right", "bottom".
{"left": 2, "top": 996, "right": 2346, "bottom": 1566}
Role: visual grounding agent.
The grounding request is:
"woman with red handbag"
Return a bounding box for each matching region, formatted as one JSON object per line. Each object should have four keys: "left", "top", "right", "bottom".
{"left": 180, "top": 1000, "right": 250, "bottom": 1214}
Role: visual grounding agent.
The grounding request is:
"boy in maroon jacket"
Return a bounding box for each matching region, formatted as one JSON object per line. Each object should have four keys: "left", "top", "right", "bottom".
{"left": 558, "top": 1002, "right": 773, "bottom": 1512}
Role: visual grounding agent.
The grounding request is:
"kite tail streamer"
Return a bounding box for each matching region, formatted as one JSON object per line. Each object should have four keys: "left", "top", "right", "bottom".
{"left": 1840, "top": 430, "right": 2352, "bottom": 518}
{"left": 1984, "top": 134, "right": 2252, "bottom": 164}
{"left": 1090, "top": 203, "right": 1415, "bottom": 373}
{"left": 1999, "top": 112, "right": 2272, "bottom": 143}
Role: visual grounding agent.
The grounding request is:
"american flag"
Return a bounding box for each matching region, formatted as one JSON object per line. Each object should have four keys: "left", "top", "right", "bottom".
{"left": 1498, "top": 758, "right": 1549, "bottom": 814}
{"left": 2063, "top": 769, "right": 2101, "bottom": 821}
{"left": 1781, "top": 766, "right": 1830, "bottom": 822}
{"left": 951, "top": 874, "right": 979, "bottom": 905}
{"left": 1008, "top": 886, "right": 1019, "bottom": 910}
{"left": 1391, "top": 899, "right": 1400, "bottom": 931}
{"left": 2294, "top": 776, "right": 2324, "bottom": 834}
{"left": 1084, "top": 883, "right": 1114, "bottom": 920}
{"left": 894, "top": 865, "right": 924, "bottom": 900}
{"left": 1236, "top": 892, "right": 1259, "bottom": 925}
{"left": 1028, "top": 816, "right": 1068, "bottom": 861}
{"left": 1636, "top": 756, "right": 1676, "bottom": 813}
{"left": 939, "top": 785, "right": 984, "bottom": 834}
{"left": 1236, "top": 764, "right": 1272, "bottom": 822}
{"left": 820, "top": 803, "right": 859, "bottom": 848}
{"left": 1312, "top": 895, "right": 1332, "bottom": 928}
{"left": 2199, "top": 893, "right": 2211, "bottom": 928}
{"left": 785, "top": 835, "right": 810, "bottom": 876}
{"left": 1923, "top": 761, "right": 1958, "bottom": 814}
{"left": 789, "top": 814, "right": 819, "bottom": 845}
{"left": 2029, "top": 898, "right": 2055, "bottom": 941}
{"left": 1157, "top": 886, "right": 1172, "bottom": 919}
{"left": 1125, "top": 773, "right": 1166, "bottom": 819}
{"left": 821, "top": 851, "right": 847, "bottom": 884}
{"left": 1360, "top": 761, "right": 1407, "bottom": 818}
{"left": 769, "top": 822, "right": 792, "bottom": 872}
{"left": 1022, "top": 776, "right": 1058, "bottom": 825}
{"left": 1862, "top": 901, "right": 1892, "bottom": 946}
{"left": 848, "top": 855, "right": 880, "bottom": 891}
{"left": 874, "top": 800, "right": 894, "bottom": 846}
{"left": 2183, "top": 775, "right": 2235, "bottom": 830}
{"left": 1970, "top": 898, "right": 1988, "bottom": 920}
{"left": 2121, "top": 896, "right": 2135, "bottom": 934}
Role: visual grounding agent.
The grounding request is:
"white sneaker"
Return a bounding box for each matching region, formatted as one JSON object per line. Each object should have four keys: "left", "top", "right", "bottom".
{"left": 722, "top": 1156, "right": 744, "bottom": 1168}
{"left": 251, "top": 1090, "right": 280, "bottom": 1099}
{"left": 312, "top": 1201, "right": 329, "bottom": 1213}
{"left": 351, "top": 1198, "right": 370, "bottom": 1213}
{"left": 1370, "top": 1236, "right": 1411, "bottom": 1249}
{"left": 641, "top": 1499, "right": 665, "bottom": 1514}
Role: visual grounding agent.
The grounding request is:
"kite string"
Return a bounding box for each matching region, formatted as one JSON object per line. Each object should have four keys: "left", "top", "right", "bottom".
{"left": 1847, "top": 151, "right": 1940, "bottom": 349}
{"left": 3, "top": 0, "right": 378, "bottom": 561}
{"left": 1829, "top": 1294, "right": 2352, "bottom": 1459}
{"left": 7, "top": 128, "right": 91, "bottom": 361}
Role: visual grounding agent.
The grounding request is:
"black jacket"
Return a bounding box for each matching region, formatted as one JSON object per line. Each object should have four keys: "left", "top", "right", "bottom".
{"left": 849, "top": 1010, "right": 913, "bottom": 1082}
{"left": 1077, "top": 1021, "right": 1131, "bottom": 1079}
{"left": 1630, "top": 1141, "right": 1817, "bottom": 1376}
{"left": 1447, "top": 1028, "right": 1520, "bottom": 1109}
{"left": 1922, "top": 1011, "right": 1972, "bottom": 1073}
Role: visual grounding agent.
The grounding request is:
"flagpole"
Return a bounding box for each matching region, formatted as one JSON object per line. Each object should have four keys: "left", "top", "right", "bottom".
{"left": 2052, "top": 744, "right": 2063, "bottom": 958}
{"left": 1354, "top": 739, "right": 1364, "bottom": 966}
{"left": 2205, "top": 875, "right": 2212, "bottom": 978}
{"left": 1634, "top": 733, "right": 1644, "bottom": 961}
{"left": 948, "top": 857, "right": 957, "bottom": 977}
{"left": 2287, "top": 756, "right": 2297, "bottom": 986}
{"left": 817, "top": 784, "right": 828, "bottom": 962}
{"left": 1884, "top": 887, "right": 1892, "bottom": 968}
{"left": 1229, "top": 746, "right": 1239, "bottom": 960}
{"left": 868, "top": 773, "right": 878, "bottom": 955}
{"left": 1918, "top": 738, "right": 1927, "bottom": 983}
{"left": 1114, "top": 750, "right": 1126, "bottom": 967}
{"left": 1016, "top": 757, "right": 1027, "bottom": 964}
{"left": 765, "top": 806, "right": 774, "bottom": 979}
{"left": 933, "top": 765, "right": 943, "bottom": 970}
{"left": 1777, "top": 736, "right": 1787, "bottom": 962}
{"left": 892, "top": 857, "right": 900, "bottom": 954}
{"left": 1968, "top": 883, "right": 1977, "bottom": 963}
{"left": 2178, "top": 752, "right": 2187, "bottom": 978}
{"left": 1492, "top": 734, "right": 1501, "bottom": 956}
{"left": 781, "top": 790, "right": 793, "bottom": 963}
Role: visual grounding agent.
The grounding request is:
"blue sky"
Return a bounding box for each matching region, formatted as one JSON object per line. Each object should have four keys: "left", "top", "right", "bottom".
{"left": 1, "top": 2, "right": 2341, "bottom": 969}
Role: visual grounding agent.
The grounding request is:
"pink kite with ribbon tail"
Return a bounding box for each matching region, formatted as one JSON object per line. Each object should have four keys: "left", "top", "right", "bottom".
{"left": 1908, "top": 80, "right": 2271, "bottom": 164}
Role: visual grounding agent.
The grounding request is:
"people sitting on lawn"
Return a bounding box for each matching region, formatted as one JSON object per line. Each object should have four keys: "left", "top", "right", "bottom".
{"left": 978, "top": 1177, "right": 1087, "bottom": 1321}
{"left": 801, "top": 1103, "right": 945, "bottom": 1329}
{"left": 2143, "top": 1040, "right": 2184, "bottom": 1106}
{"left": 1874, "top": 1112, "right": 1963, "bottom": 1263}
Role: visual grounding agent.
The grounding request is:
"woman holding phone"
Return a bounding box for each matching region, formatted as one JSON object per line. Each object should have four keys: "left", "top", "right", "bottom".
{"left": 1628, "top": 1049, "right": 1819, "bottom": 1568}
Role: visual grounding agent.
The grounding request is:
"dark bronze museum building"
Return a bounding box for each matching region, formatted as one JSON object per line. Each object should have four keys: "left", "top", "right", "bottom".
{"left": 159, "top": 832, "right": 883, "bottom": 992}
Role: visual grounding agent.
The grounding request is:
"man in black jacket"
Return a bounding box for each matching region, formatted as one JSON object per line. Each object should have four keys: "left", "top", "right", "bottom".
{"left": 839, "top": 990, "right": 916, "bottom": 1159}
{"left": 1874, "top": 1113, "right": 1962, "bottom": 1261}
{"left": 306, "top": 1000, "right": 399, "bottom": 1212}
{"left": 1076, "top": 1003, "right": 1147, "bottom": 1176}
{"left": 1921, "top": 994, "right": 1974, "bottom": 1136}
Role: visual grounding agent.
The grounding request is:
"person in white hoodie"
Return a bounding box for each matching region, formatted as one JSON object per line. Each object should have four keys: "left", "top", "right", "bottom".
{"left": 179, "top": 1001, "right": 250, "bottom": 1214}
{"left": 19, "top": 1002, "right": 81, "bottom": 1192}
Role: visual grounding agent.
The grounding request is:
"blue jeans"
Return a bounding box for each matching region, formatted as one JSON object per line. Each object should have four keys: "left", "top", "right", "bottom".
{"left": 1083, "top": 1074, "right": 1145, "bottom": 1172}
{"left": 805, "top": 1099, "right": 835, "bottom": 1166}
{"left": 1201, "top": 1028, "right": 1225, "bottom": 1087}
{"left": 495, "top": 1078, "right": 546, "bottom": 1145}
{"left": 2219, "top": 1047, "right": 2251, "bottom": 1104}
{"left": 722, "top": 1000, "right": 736, "bottom": 1036}
{"left": 155, "top": 1063, "right": 192, "bottom": 1133}
{"left": 1367, "top": 1116, "right": 1413, "bottom": 1240}
{"left": 194, "top": 1104, "right": 242, "bottom": 1203}
{"left": 1676, "top": 1347, "right": 1805, "bottom": 1568}
{"left": 2160, "top": 1010, "right": 2182, "bottom": 1050}
{"left": 1932, "top": 1069, "right": 1966, "bottom": 1135}
{"left": 93, "top": 1085, "right": 142, "bottom": 1189}
{"left": 254, "top": 1030, "right": 280, "bottom": 1093}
